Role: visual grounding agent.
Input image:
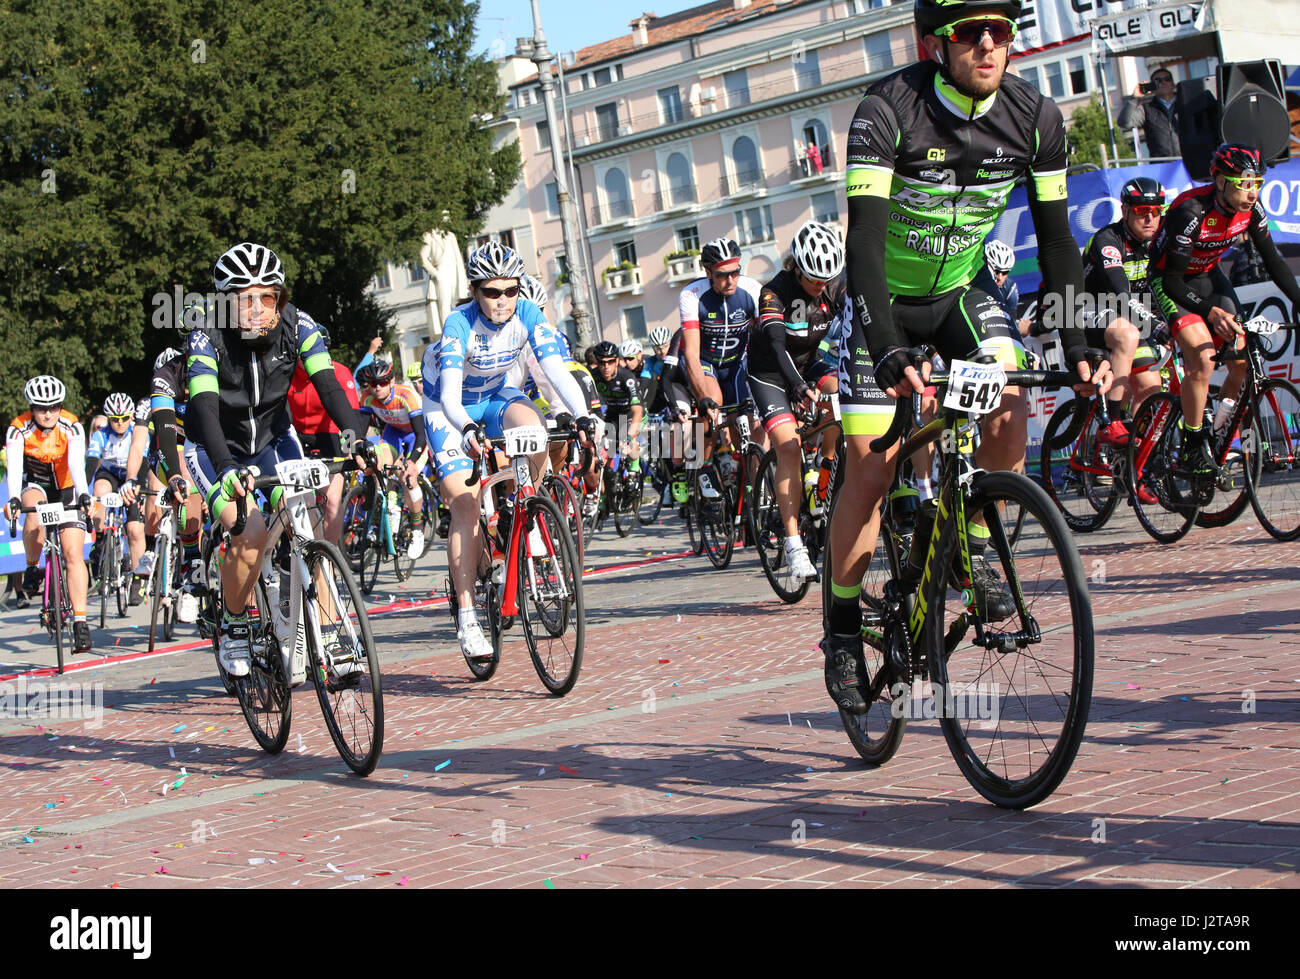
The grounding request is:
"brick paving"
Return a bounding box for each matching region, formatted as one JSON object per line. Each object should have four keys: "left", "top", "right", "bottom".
{"left": 0, "top": 511, "right": 1297, "bottom": 888}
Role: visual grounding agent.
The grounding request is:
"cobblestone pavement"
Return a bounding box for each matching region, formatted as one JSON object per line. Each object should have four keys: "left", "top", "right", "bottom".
{"left": 1, "top": 507, "right": 1297, "bottom": 888}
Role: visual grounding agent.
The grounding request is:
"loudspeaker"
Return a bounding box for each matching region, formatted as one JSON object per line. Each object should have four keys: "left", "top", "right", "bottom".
{"left": 1176, "top": 78, "right": 1221, "bottom": 182}
{"left": 1217, "top": 60, "right": 1291, "bottom": 163}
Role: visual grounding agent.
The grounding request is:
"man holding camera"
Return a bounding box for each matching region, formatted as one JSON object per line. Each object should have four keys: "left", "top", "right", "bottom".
{"left": 1118, "top": 68, "right": 1180, "bottom": 159}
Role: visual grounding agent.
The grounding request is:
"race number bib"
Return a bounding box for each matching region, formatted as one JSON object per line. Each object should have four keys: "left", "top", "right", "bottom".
{"left": 503, "top": 425, "right": 547, "bottom": 458}
{"left": 100, "top": 493, "right": 122, "bottom": 509}
{"left": 1244, "top": 318, "right": 1280, "bottom": 335}
{"left": 943, "top": 360, "right": 1007, "bottom": 416}
{"left": 37, "top": 503, "right": 67, "bottom": 527}
{"left": 274, "top": 459, "right": 327, "bottom": 490}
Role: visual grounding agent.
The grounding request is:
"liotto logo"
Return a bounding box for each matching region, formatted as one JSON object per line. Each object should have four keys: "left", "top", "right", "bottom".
{"left": 49, "top": 910, "right": 151, "bottom": 959}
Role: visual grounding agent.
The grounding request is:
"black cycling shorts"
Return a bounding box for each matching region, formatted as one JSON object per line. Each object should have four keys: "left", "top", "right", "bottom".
{"left": 19, "top": 482, "right": 85, "bottom": 531}
{"left": 749, "top": 361, "right": 835, "bottom": 432}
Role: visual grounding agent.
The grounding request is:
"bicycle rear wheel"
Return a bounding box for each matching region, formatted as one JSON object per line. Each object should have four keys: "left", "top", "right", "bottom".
{"left": 163, "top": 534, "right": 182, "bottom": 642}
{"left": 820, "top": 482, "right": 907, "bottom": 765}
{"left": 340, "top": 484, "right": 369, "bottom": 571}
{"left": 1128, "top": 393, "right": 1197, "bottom": 543}
{"left": 302, "top": 539, "right": 384, "bottom": 776}
{"left": 927, "top": 470, "right": 1092, "bottom": 809}
{"left": 543, "top": 472, "right": 584, "bottom": 567}
{"left": 235, "top": 576, "right": 292, "bottom": 755}
{"left": 147, "top": 539, "right": 165, "bottom": 653}
{"left": 1196, "top": 405, "right": 1262, "bottom": 528}
{"left": 750, "top": 449, "right": 808, "bottom": 603}
{"left": 98, "top": 534, "right": 111, "bottom": 630}
{"left": 391, "top": 508, "right": 416, "bottom": 582}
{"left": 202, "top": 535, "right": 237, "bottom": 697}
{"left": 637, "top": 459, "right": 665, "bottom": 525}
{"left": 698, "top": 463, "right": 734, "bottom": 569}
{"left": 114, "top": 535, "right": 130, "bottom": 618}
{"left": 1245, "top": 378, "right": 1300, "bottom": 541}
{"left": 613, "top": 467, "right": 638, "bottom": 538}
{"left": 448, "top": 516, "right": 502, "bottom": 681}
{"left": 517, "top": 494, "right": 584, "bottom": 695}
{"left": 1039, "top": 398, "right": 1119, "bottom": 533}
{"left": 47, "top": 559, "right": 66, "bottom": 674}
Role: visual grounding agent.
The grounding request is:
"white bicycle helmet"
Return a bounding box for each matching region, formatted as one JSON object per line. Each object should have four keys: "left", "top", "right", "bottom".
{"left": 519, "top": 273, "right": 549, "bottom": 309}
{"left": 466, "top": 241, "right": 526, "bottom": 283}
{"left": 103, "top": 392, "right": 135, "bottom": 417}
{"left": 792, "top": 221, "right": 845, "bottom": 280}
{"left": 619, "top": 339, "right": 642, "bottom": 359}
{"left": 24, "top": 375, "right": 66, "bottom": 407}
{"left": 154, "top": 348, "right": 183, "bottom": 371}
{"left": 213, "top": 242, "right": 286, "bottom": 292}
{"left": 648, "top": 325, "right": 672, "bottom": 347}
{"left": 984, "top": 239, "right": 1016, "bottom": 274}
{"left": 700, "top": 237, "right": 742, "bottom": 270}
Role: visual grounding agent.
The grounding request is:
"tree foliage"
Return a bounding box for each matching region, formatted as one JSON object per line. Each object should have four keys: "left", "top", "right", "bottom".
{"left": 0, "top": 0, "right": 519, "bottom": 419}
{"left": 1066, "top": 97, "right": 1135, "bottom": 170}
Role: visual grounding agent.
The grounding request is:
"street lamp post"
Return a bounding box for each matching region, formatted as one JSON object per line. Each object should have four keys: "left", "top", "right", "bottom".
{"left": 522, "top": 0, "right": 598, "bottom": 349}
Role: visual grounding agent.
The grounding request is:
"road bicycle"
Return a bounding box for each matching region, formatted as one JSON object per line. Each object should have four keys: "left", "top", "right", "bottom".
{"left": 146, "top": 489, "right": 185, "bottom": 652}
{"left": 9, "top": 500, "right": 89, "bottom": 675}
{"left": 92, "top": 493, "right": 133, "bottom": 627}
{"left": 681, "top": 404, "right": 755, "bottom": 570}
{"left": 821, "top": 358, "right": 1093, "bottom": 809}
{"left": 340, "top": 463, "right": 430, "bottom": 594}
{"left": 447, "top": 424, "right": 585, "bottom": 695}
{"left": 1130, "top": 318, "right": 1300, "bottom": 542}
{"left": 749, "top": 393, "right": 839, "bottom": 603}
{"left": 228, "top": 457, "right": 384, "bottom": 776}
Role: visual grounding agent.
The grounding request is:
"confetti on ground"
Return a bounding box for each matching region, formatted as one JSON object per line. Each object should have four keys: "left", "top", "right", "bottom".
{"left": 544, "top": 878, "right": 555, "bottom": 889}
{"left": 558, "top": 765, "right": 578, "bottom": 775}
{"left": 249, "top": 858, "right": 265, "bottom": 865}
{"left": 538, "top": 768, "right": 545, "bottom": 776}
{"left": 434, "top": 759, "right": 450, "bottom": 771}
{"left": 1126, "top": 684, "right": 1141, "bottom": 690}
{"left": 173, "top": 724, "right": 187, "bottom": 733}
{"left": 344, "top": 875, "right": 364, "bottom": 881}
{"left": 168, "top": 748, "right": 175, "bottom": 759}
{"left": 659, "top": 658, "right": 670, "bottom": 664}
{"left": 577, "top": 854, "right": 589, "bottom": 860}
{"left": 398, "top": 876, "right": 409, "bottom": 885}
{"left": 326, "top": 863, "right": 341, "bottom": 873}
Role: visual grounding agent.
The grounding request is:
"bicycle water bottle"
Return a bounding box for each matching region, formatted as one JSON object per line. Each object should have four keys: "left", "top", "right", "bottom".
{"left": 888, "top": 484, "right": 920, "bottom": 552}
{"left": 804, "top": 467, "right": 823, "bottom": 516}
{"left": 1213, "top": 398, "right": 1235, "bottom": 433}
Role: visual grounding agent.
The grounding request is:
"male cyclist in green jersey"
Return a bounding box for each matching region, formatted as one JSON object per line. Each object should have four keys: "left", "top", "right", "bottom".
{"left": 825, "top": 0, "right": 1112, "bottom": 715}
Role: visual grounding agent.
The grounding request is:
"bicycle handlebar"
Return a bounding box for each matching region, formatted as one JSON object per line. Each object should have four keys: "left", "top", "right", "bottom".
{"left": 464, "top": 429, "right": 582, "bottom": 488}
{"left": 868, "top": 369, "right": 1077, "bottom": 455}
{"left": 230, "top": 458, "right": 360, "bottom": 537}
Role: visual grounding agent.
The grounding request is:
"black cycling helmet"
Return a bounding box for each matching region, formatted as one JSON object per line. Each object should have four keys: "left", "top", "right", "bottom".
{"left": 358, "top": 359, "right": 394, "bottom": 387}
{"left": 915, "top": 0, "right": 1022, "bottom": 36}
{"left": 592, "top": 340, "right": 619, "bottom": 361}
{"left": 1210, "top": 142, "right": 1264, "bottom": 179}
{"left": 700, "top": 237, "right": 742, "bottom": 270}
{"left": 1120, "top": 176, "right": 1165, "bottom": 208}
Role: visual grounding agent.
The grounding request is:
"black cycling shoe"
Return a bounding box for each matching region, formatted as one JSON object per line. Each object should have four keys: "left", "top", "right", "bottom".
{"left": 73, "top": 621, "right": 92, "bottom": 654}
{"left": 1177, "top": 430, "right": 1217, "bottom": 506}
{"left": 129, "top": 575, "right": 147, "bottom": 606}
{"left": 22, "top": 566, "right": 43, "bottom": 594}
{"left": 822, "top": 633, "right": 869, "bottom": 715}
{"left": 955, "top": 553, "right": 1017, "bottom": 621}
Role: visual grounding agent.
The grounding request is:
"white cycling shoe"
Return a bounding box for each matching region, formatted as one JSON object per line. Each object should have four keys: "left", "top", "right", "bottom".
{"left": 177, "top": 591, "right": 200, "bottom": 624}
{"left": 786, "top": 544, "right": 819, "bottom": 584}
{"left": 218, "top": 618, "right": 253, "bottom": 677}
{"left": 406, "top": 527, "right": 426, "bottom": 560}
{"left": 458, "top": 620, "right": 495, "bottom": 662}
{"left": 698, "top": 472, "right": 721, "bottom": 501}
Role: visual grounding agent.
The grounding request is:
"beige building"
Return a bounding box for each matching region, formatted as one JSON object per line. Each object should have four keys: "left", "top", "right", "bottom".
{"left": 395, "top": 0, "right": 1208, "bottom": 352}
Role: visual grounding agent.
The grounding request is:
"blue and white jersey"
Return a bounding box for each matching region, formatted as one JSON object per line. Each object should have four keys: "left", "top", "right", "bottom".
{"left": 422, "top": 298, "right": 563, "bottom": 407}
{"left": 88, "top": 424, "right": 134, "bottom": 476}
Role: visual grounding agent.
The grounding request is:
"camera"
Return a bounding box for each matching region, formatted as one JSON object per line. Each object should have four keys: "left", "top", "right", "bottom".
{"left": 1139, "top": 81, "right": 1156, "bottom": 94}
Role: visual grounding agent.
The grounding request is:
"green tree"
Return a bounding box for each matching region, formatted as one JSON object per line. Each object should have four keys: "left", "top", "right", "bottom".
{"left": 0, "top": 0, "right": 519, "bottom": 420}
{"left": 1066, "top": 97, "right": 1135, "bottom": 170}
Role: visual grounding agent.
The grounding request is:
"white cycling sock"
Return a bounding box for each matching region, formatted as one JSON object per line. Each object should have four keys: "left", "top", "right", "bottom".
{"left": 457, "top": 608, "right": 478, "bottom": 631}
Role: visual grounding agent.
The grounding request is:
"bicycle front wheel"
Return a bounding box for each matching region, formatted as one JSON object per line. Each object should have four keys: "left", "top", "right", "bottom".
{"left": 517, "top": 494, "right": 584, "bottom": 695}
{"left": 543, "top": 472, "right": 584, "bottom": 568}
{"left": 148, "top": 541, "right": 165, "bottom": 653}
{"left": 638, "top": 459, "right": 665, "bottom": 525}
{"left": 163, "top": 534, "right": 183, "bottom": 642}
{"left": 1128, "top": 393, "right": 1197, "bottom": 543}
{"left": 698, "top": 464, "right": 734, "bottom": 569}
{"left": 751, "top": 448, "right": 808, "bottom": 603}
{"left": 235, "top": 575, "right": 292, "bottom": 755}
{"left": 98, "top": 534, "right": 111, "bottom": 630}
{"left": 1245, "top": 378, "right": 1300, "bottom": 541}
{"left": 302, "top": 538, "right": 384, "bottom": 776}
{"left": 927, "top": 470, "right": 1092, "bottom": 809}
{"left": 1039, "top": 397, "right": 1119, "bottom": 533}
{"left": 613, "top": 469, "right": 638, "bottom": 538}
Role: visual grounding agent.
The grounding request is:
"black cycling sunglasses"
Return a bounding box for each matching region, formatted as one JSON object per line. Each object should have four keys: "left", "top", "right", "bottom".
{"left": 479, "top": 285, "right": 520, "bottom": 300}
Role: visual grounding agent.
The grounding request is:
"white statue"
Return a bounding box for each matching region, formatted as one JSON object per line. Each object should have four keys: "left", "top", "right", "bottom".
{"left": 419, "top": 221, "right": 469, "bottom": 334}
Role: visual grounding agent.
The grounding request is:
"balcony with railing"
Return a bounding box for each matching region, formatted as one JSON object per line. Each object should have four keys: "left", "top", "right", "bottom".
{"left": 602, "top": 264, "right": 644, "bottom": 298}
{"left": 590, "top": 197, "right": 635, "bottom": 226}
{"left": 723, "top": 167, "right": 766, "bottom": 198}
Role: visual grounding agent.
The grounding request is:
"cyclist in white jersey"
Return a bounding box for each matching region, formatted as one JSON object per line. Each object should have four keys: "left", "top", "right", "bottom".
{"left": 422, "top": 244, "right": 597, "bottom": 662}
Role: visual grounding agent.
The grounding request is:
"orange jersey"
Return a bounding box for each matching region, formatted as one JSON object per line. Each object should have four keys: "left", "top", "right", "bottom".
{"left": 5, "top": 409, "right": 88, "bottom": 497}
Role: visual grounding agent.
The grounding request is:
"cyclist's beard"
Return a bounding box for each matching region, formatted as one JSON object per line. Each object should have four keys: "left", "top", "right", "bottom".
{"left": 941, "top": 40, "right": 1004, "bottom": 100}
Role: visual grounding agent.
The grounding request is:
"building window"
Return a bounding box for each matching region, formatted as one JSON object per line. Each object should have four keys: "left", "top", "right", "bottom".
{"left": 677, "top": 226, "right": 700, "bottom": 252}
{"left": 847, "top": 0, "right": 892, "bottom": 11}
{"left": 596, "top": 102, "right": 619, "bottom": 142}
{"left": 795, "top": 47, "right": 821, "bottom": 90}
{"left": 536, "top": 120, "right": 551, "bottom": 150}
{"left": 731, "top": 135, "right": 762, "bottom": 188}
{"left": 811, "top": 191, "right": 840, "bottom": 225}
{"left": 736, "top": 205, "right": 775, "bottom": 246}
{"left": 545, "top": 181, "right": 560, "bottom": 219}
{"left": 499, "top": 229, "right": 515, "bottom": 250}
{"left": 622, "top": 305, "right": 648, "bottom": 340}
{"left": 1019, "top": 64, "right": 1041, "bottom": 91}
{"left": 1068, "top": 57, "right": 1088, "bottom": 96}
{"left": 614, "top": 240, "right": 638, "bottom": 266}
{"left": 1100, "top": 60, "right": 1118, "bottom": 92}
{"left": 555, "top": 252, "right": 570, "bottom": 281}
{"left": 374, "top": 266, "right": 391, "bottom": 291}
{"left": 1044, "top": 62, "right": 1065, "bottom": 99}
{"left": 659, "top": 86, "right": 684, "bottom": 124}
{"left": 724, "top": 69, "right": 750, "bottom": 108}
{"left": 800, "top": 118, "right": 832, "bottom": 173}
{"left": 603, "top": 168, "right": 633, "bottom": 220}
{"left": 864, "top": 32, "right": 893, "bottom": 73}
{"left": 409, "top": 262, "right": 426, "bottom": 284}
{"left": 666, "top": 152, "right": 696, "bottom": 204}
{"left": 593, "top": 66, "right": 612, "bottom": 86}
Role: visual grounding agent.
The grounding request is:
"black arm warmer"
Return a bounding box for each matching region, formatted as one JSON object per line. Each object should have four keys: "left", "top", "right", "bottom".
{"left": 845, "top": 194, "right": 899, "bottom": 363}
{"left": 152, "top": 406, "right": 182, "bottom": 479}
{"left": 762, "top": 317, "right": 807, "bottom": 393}
{"left": 189, "top": 391, "right": 234, "bottom": 477}
{"left": 1156, "top": 246, "right": 1214, "bottom": 319}
{"left": 1028, "top": 195, "right": 1087, "bottom": 358}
